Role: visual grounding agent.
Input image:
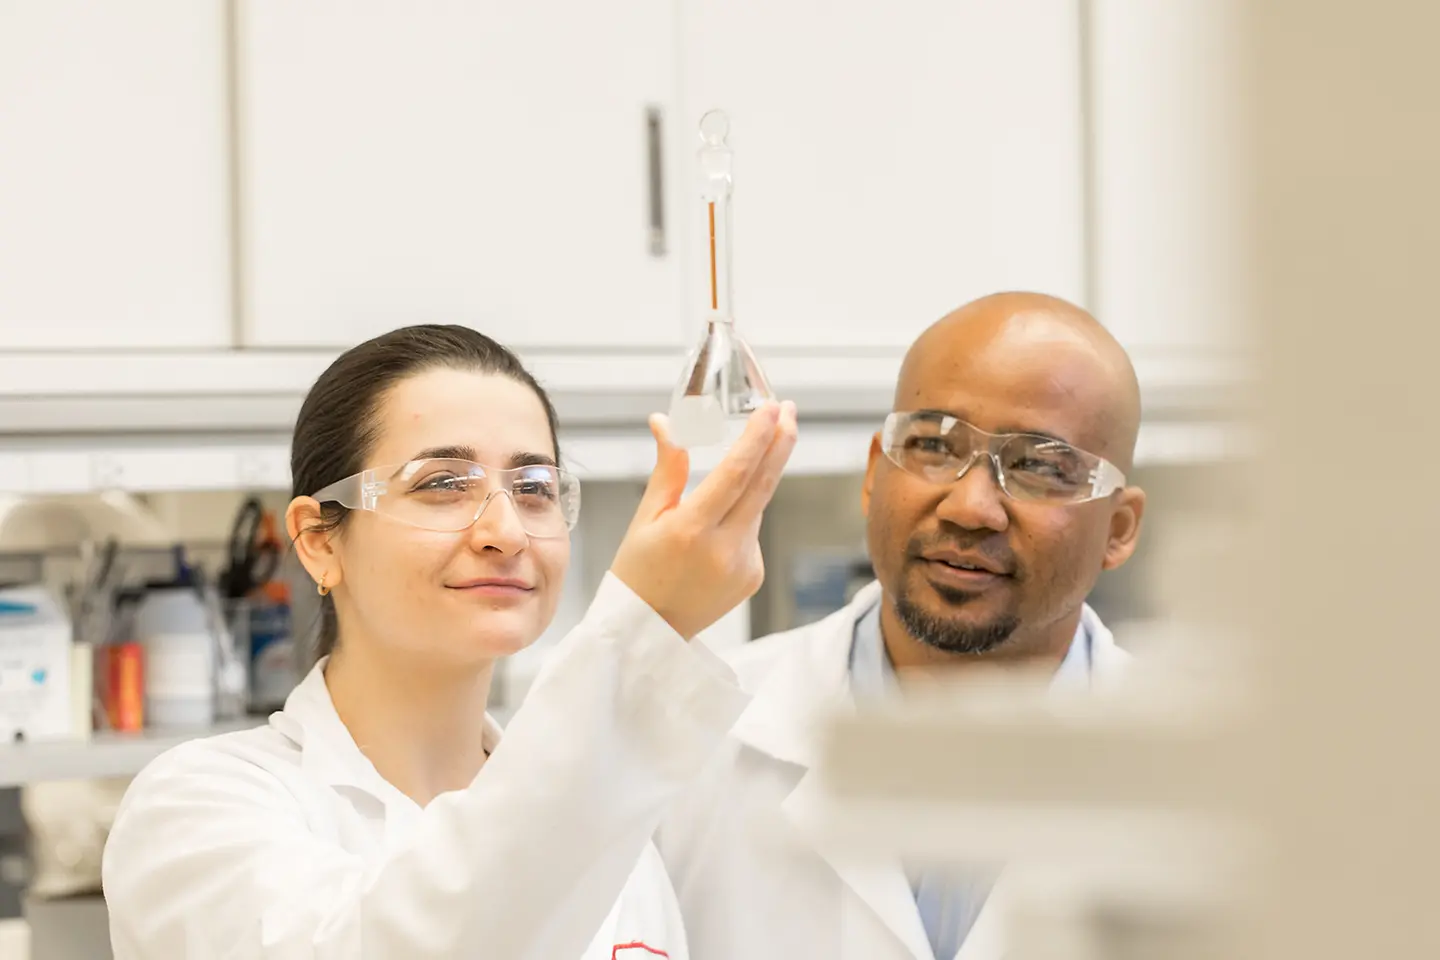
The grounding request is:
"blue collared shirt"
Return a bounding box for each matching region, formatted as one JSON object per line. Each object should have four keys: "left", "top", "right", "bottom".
{"left": 847, "top": 599, "right": 1093, "bottom": 960}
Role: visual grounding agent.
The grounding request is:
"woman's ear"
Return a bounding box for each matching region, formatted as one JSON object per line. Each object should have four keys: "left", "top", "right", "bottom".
{"left": 286, "top": 497, "right": 343, "bottom": 592}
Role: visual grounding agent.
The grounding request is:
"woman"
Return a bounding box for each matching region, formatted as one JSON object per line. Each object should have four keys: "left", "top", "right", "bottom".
{"left": 101, "top": 324, "right": 798, "bottom": 959}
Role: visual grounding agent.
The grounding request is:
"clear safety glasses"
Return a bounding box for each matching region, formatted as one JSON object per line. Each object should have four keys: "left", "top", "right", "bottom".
{"left": 310, "top": 458, "right": 581, "bottom": 538}
{"left": 881, "top": 411, "right": 1126, "bottom": 505}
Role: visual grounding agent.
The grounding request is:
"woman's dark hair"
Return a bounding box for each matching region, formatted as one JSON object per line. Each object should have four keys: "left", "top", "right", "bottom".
{"left": 290, "top": 324, "right": 561, "bottom": 663}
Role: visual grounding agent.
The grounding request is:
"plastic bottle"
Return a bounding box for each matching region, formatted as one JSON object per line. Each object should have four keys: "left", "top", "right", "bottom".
{"left": 133, "top": 586, "right": 215, "bottom": 728}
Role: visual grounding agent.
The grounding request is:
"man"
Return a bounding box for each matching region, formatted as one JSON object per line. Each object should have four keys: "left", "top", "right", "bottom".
{"left": 657, "top": 291, "right": 1148, "bottom": 960}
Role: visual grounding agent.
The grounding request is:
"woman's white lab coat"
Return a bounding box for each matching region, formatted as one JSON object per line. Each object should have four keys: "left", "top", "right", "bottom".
{"left": 101, "top": 573, "right": 750, "bottom": 960}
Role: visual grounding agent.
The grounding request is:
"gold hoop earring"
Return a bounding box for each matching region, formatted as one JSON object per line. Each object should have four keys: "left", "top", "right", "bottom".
{"left": 317, "top": 574, "right": 330, "bottom": 597}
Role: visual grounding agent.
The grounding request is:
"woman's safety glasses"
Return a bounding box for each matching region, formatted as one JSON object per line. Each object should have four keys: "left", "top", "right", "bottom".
{"left": 880, "top": 411, "right": 1126, "bottom": 504}
{"left": 309, "top": 458, "right": 581, "bottom": 538}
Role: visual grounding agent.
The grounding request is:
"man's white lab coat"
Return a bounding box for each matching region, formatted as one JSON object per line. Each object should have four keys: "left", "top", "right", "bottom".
{"left": 657, "top": 580, "right": 1132, "bottom": 960}
{"left": 101, "top": 574, "right": 750, "bottom": 960}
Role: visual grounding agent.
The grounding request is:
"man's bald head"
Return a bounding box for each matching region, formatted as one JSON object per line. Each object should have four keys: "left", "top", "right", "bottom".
{"left": 863, "top": 289, "right": 1149, "bottom": 669}
{"left": 897, "top": 291, "right": 1142, "bottom": 472}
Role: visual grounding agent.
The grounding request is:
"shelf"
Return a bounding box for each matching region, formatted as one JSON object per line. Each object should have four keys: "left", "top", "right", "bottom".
{"left": 0, "top": 347, "right": 1243, "bottom": 435}
{"left": 0, "top": 346, "right": 1237, "bottom": 400}
{"left": 0, "top": 720, "right": 262, "bottom": 788}
{"left": 0, "top": 419, "right": 1244, "bottom": 497}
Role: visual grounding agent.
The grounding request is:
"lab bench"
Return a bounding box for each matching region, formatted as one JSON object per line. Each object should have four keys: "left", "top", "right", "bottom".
{"left": 0, "top": 721, "right": 260, "bottom": 790}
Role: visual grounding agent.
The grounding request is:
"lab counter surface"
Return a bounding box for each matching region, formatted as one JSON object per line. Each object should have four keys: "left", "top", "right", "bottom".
{"left": 0, "top": 706, "right": 539, "bottom": 789}
{"left": 0, "top": 720, "right": 261, "bottom": 789}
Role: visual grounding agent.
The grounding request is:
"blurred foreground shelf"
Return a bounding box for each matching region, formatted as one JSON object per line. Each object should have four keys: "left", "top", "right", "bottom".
{"left": 0, "top": 720, "right": 261, "bottom": 788}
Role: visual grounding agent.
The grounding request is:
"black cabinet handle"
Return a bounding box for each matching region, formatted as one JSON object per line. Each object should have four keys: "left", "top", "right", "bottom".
{"left": 646, "top": 106, "right": 667, "bottom": 257}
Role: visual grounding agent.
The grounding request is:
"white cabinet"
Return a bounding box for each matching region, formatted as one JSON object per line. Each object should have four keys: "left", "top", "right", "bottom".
{"left": 235, "top": 0, "right": 685, "bottom": 351}
{"left": 0, "top": 0, "right": 233, "bottom": 350}
{"left": 677, "top": 0, "right": 1087, "bottom": 351}
{"left": 0, "top": 1, "right": 1240, "bottom": 382}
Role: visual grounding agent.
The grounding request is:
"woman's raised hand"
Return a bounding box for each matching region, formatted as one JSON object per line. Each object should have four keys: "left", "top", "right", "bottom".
{"left": 609, "top": 400, "right": 799, "bottom": 640}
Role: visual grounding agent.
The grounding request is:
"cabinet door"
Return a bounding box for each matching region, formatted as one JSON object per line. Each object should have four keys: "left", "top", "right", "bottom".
{"left": 237, "top": 0, "right": 684, "bottom": 350}
{"left": 0, "top": 0, "right": 232, "bottom": 350}
{"left": 679, "top": 0, "right": 1086, "bottom": 351}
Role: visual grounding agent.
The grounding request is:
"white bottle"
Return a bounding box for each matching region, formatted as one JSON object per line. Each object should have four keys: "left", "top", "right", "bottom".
{"left": 134, "top": 586, "right": 215, "bottom": 728}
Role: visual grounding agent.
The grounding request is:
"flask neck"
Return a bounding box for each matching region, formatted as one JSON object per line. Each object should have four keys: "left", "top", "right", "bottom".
{"left": 707, "top": 194, "right": 735, "bottom": 320}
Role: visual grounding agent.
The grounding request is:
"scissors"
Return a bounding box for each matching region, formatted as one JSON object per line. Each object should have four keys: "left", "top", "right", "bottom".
{"left": 219, "top": 497, "right": 281, "bottom": 600}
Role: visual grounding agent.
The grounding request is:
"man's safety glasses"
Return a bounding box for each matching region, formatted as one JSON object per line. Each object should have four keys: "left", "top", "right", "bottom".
{"left": 310, "top": 458, "right": 581, "bottom": 538}
{"left": 880, "top": 411, "right": 1126, "bottom": 504}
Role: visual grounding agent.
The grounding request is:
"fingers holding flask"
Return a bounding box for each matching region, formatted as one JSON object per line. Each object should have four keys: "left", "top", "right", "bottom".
{"left": 610, "top": 400, "right": 799, "bottom": 640}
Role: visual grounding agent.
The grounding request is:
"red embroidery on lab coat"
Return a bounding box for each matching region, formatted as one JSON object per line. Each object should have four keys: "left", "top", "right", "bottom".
{"left": 612, "top": 943, "right": 669, "bottom": 959}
